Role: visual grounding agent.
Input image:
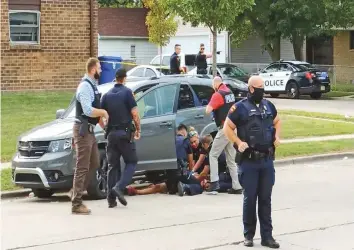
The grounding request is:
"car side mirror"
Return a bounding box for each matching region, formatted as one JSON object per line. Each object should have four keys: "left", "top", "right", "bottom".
{"left": 56, "top": 109, "right": 65, "bottom": 119}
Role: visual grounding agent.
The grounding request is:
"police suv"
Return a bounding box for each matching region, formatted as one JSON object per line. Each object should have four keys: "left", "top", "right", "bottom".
{"left": 258, "top": 60, "right": 331, "bottom": 99}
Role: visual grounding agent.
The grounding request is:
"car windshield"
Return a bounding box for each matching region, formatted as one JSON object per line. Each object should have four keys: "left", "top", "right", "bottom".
{"left": 219, "top": 65, "right": 247, "bottom": 77}
{"left": 295, "top": 63, "right": 315, "bottom": 71}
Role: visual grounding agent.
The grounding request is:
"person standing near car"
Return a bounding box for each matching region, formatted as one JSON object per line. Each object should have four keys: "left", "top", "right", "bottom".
{"left": 223, "top": 75, "right": 281, "bottom": 248}
{"left": 72, "top": 57, "right": 109, "bottom": 215}
{"left": 170, "top": 44, "right": 184, "bottom": 74}
{"left": 205, "top": 76, "right": 242, "bottom": 195}
{"left": 195, "top": 43, "right": 212, "bottom": 74}
{"left": 100, "top": 68, "right": 141, "bottom": 208}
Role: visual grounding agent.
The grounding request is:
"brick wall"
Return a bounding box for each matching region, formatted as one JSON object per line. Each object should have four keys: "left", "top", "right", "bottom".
{"left": 333, "top": 31, "right": 354, "bottom": 83}
{"left": 0, "top": 0, "right": 98, "bottom": 91}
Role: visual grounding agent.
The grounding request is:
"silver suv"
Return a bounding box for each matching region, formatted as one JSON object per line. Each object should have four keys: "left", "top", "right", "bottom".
{"left": 12, "top": 75, "right": 247, "bottom": 199}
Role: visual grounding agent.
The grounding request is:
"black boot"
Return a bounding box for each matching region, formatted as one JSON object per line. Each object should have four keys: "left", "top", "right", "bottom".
{"left": 243, "top": 238, "right": 254, "bottom": 247}
{"left": 261, "top": 238, "right": 280, "bottom": 248}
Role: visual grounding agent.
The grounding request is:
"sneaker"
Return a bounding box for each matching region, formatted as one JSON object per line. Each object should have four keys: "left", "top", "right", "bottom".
{"left": 261, "top": 238, "right": 280, "bottom": 248}
{"left": 177, "top": 181, "right": 185, "bottom": 196}
{"left": 227, "top": 188, "right": 243, "bottom": 194}
{"left": 206, "top": 181, "right": 220, "bottom": 195}
{"left": 112, "top": 186, "right": 127, "bottom": 206}
{"left": 72, "top": 204, "right": 91, "bottom": 215}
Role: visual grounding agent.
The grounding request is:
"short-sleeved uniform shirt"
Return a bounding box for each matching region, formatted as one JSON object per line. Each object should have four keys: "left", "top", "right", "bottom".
{"left": 227, "top": 98, "right": 277, "bottom": 151}
{"left": 186, "top": 142, "right": 209, "bottom": 174}
{"left": 101, "top": 84, "right": 137, "bottom": 134}
{"left": 170, "top": 52, "right": 181, "bottom": 74}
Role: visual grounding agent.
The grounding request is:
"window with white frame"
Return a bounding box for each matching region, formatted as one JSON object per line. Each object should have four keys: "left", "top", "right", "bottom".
{"left": 130, "top": 45, "right": 136, "bottom": 58}
{"left": 9, "top": 11, "right": 40, "bottom": 44}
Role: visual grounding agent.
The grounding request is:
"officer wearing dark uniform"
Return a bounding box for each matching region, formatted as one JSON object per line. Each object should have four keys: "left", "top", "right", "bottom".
{"left": 100, "top": 69, "right": 141, "bottom": 208}
{"left": 205, "top": 77, "right": 242, "bottom": 194}
{"left": 195, "top": 43, "right": 211, "bottom": 74}
{"left": 223, "top": 75, "right": 281, "bottom": 248}
{"left": 170, "top": 44, "right": 183, "bottom": 74}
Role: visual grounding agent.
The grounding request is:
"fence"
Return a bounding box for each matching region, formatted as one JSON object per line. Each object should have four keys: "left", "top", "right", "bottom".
{"left": 230, "top": 63, "right": 354, "bottom": 85}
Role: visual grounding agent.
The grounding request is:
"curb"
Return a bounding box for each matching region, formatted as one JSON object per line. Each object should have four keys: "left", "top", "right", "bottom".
{"left": 2, "top": 152, "right": 354, "bottom": 199}
{"left": 274, "top": 152, "right": 354, "bottom": 167}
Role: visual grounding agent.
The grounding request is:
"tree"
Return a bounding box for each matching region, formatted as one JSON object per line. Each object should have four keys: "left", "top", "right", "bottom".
{"left": 165, "top": 0, "right": 254, "bottom": 76}
{"left": 143, "top": 0, "right": 178, "bottom": 70}
{"left": 98, "top": 0, "right": 143, "bottom": 7}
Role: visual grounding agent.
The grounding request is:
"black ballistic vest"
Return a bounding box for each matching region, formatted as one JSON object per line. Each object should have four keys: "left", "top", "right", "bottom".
{"left": 214, "top": 88, "right": 235, "bottom": 127}
{"left": 237, "top": 99, "right": 274, "bottom": 151}
{"left": 75, "top": 79, "right": 101, "bottom": 125}
{"left": 196, "top": 52, "right": 207, "bottom": 73}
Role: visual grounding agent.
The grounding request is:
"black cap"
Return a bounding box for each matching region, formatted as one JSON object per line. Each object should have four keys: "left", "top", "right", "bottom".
{"left": 115, "top": 68, "right": 127, "bottom": 78}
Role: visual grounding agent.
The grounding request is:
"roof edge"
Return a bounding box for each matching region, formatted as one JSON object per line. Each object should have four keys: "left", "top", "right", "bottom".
{"left": 99, "top": 36, "right": 149, "bottom": 40}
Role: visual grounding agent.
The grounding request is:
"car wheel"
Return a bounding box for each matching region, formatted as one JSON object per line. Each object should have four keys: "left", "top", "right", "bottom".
{"left": 32, "top": 189, "right": 53, "bottom": 198}
{"left": 270, "top": 93, "right": 279, "bottom": 98}
{"left": 87, "top": 149, "right": 108, "bottom": 200}
{"left": 286, "top": 81, "right": 300, "bottom": 99}
{"left": 310, "top": 92, "right": 322, "bottom": 99}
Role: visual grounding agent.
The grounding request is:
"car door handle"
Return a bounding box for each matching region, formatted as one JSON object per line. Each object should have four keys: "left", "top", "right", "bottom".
{"left": 194, "top": 114, "right": 204, "bottom": 119}
{"left": 286, "top": 73, "right": 289, "bottom": 76}
{"left": 159, "top": 121, "right": 172, "bottom": 127}
{"left": 270, "top": 74, "right": 273, "bottom": 76}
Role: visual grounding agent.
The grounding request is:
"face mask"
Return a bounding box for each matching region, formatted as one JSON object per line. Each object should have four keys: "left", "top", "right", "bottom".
{"left": 94, "top": 70, "right": 100, "bottom": 80}
{"left": 249, "top": 87, "right": 264, "bottom": 103}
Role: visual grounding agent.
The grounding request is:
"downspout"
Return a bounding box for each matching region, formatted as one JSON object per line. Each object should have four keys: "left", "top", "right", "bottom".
{"left": 228, "top": 31, "right": 233, "bottom": 63}
{"left": 90, "top": 0, "right": 95, "bottom": 57}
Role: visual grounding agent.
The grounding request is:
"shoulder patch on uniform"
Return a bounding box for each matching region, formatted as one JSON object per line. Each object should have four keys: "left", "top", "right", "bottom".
{"left": 228, "top": 105, "right": 236, "bottom": 114}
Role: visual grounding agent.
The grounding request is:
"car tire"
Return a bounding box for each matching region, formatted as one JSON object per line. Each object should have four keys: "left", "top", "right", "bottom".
{"left": 87, "top": 149, "right": 108, "bottom": 200}
{"left": 32, "top": 189, "right": 53, "bottom": 198}
{"left": 310, "top": 92, "right": 322, "bottom": 99}
{"left": 286, "top": 81, "right": 300, "bottom": 99}
{"left": 270, "top": 93, "right": 280, "bottom": 98}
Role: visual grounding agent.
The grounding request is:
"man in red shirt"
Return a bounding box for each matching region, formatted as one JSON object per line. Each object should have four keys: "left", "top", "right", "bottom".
{"left": 205, "top": 77, "right": 242, "bottom": 194}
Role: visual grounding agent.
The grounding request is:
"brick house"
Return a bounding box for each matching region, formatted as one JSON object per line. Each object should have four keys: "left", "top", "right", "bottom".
{"left": 333, "top": 29, "right": 354, "bottom": 83}
{"left": 1, "top": 0, "right": 98, "bottom": 91}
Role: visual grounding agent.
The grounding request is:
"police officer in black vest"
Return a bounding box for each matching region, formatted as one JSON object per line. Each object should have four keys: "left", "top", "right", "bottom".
{"left": 100, "top": 69, "right": 141, "bottom": 208}
{"left": 72, "top": 57, "right": 109, "bottom": 215}
{"left": 223, "top": 75, "right": 281, "bottom": 248}
{"left": 170, "top": 44, "right": 183, "bottom": 74}
{"left": 205, "top": 77, "right": 242, "bottom": 194}
{"left": 195, "top": 43, "right": 212, "bottom": 74}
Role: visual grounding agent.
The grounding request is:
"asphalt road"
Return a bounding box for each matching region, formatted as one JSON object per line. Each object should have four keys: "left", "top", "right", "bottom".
{"left": 268, "top": 97, "right": 354, "bottom": 116}
{"left": 2, "top": 157, "right": 354, "bottom": 250}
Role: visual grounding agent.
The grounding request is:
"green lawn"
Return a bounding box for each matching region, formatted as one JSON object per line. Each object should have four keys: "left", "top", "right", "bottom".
{"left": 279, "top": 110, "right": 354, "bottom": 122}
{"left": 276, "top": 139, "right": 354, "bottom": 159}
{"left": 1, "top": 91, "right": 74, "bottom": 162}
{"left": 281, "top": 115, "right": 354, "bottom": 139}
{"left": 324, "top": 91, "right": 354, "bottom": 98}
{"left": 331, "top": 83, "right": 354, "bottom": 92}
{"left": 0, "top": 168, "right": 21, "bottom": 191}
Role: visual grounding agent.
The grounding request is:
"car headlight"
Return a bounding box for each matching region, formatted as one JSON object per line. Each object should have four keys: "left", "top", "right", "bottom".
{"left": 48, "top": 139, "right": 73, "bottom": 153}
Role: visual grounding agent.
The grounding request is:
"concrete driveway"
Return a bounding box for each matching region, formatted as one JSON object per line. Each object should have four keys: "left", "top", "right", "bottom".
{"left": 2, "top": 157, "right": 354, "bottom": 250}
{"left": 269, "top": 97, "right": 354, "bottom": 116}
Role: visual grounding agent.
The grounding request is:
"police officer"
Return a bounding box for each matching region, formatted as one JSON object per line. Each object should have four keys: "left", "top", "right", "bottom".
{"left": 170, "top": 44, "right": 183, "bottom": 74}
{"left": 195, "top": 43, "right": 212, "bottom": 74}
{"left": 223, "top": 75, "right": 281, "bottom": 248}
{"left": 100, "top": 69, "right": 141, "bottom": 208}
{"left": 205, "top": 77, "right": 242, "bottom": 194}
{"left": 72, "top": 57, "right": 109, "bottom": 215}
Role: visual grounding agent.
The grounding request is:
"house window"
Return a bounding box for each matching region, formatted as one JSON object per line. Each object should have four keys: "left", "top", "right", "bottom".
{"left": 9, "top": 11, "right": 40, "bottom": 44}
{"left": 131, "top": 45, "right": 136, "bottom": 58}
{"left": 350, "top": 31, "right": 354, "bottom": 50}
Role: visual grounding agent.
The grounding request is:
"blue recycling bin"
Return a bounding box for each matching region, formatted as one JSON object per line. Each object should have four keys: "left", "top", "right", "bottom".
{"left": 98, "top": 56, "right": 123, "bottom": 85}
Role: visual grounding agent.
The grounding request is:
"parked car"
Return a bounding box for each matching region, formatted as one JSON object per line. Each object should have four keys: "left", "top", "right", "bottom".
{"left": 256, "top": 60, "right": 331, "bottom": 99}
{"left": 188, "top": 63, "right": 251, "bottom": 83}
{"left": 126, "top": 65, "right": 166, "bottom": 82}
{"left": 150, "top": 53, "right": 197, "bottom": 73}
{"left": 11, "top": 75, "right": 245, "bottom": 199}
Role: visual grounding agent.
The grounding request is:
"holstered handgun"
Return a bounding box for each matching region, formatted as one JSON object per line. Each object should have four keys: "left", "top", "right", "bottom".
{"left": 79, "top": 118, "right": 89, "bottom": 137}
{"left": 129, "top": 123, "right": 136, "bottom": 143}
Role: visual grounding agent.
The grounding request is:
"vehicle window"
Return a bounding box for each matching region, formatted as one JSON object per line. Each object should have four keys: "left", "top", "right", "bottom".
{"left": 295, "top": 63, "right": 314, "bottom": 71}
{"left": 219, "top": 65, "right": 247, "bottom": 77}
{"left": 190, "top": 85, "right": 214, "bottom": 106}
{"left": 264, "top": 64, "right": 280, "bottom": 73}
{"left": 178, "top": 84, "right": 195, "bottom": 110}
{"left": 134, "top": 85, "right": 156, "bottom": 100}
{"left": 145, "top": 68, "right": 156, "bottom": 77}
{"left": 137, "top": 84, "right": 176, "bottom": 118}
{"left": 151, "top": 56, "right": 160, "bottom": 65}
{"left": 156, "top": 84, "right": 177, "bottom": 115}
{"left": 279, "top": 63, "right": 293, "bottom": 71}
{"left": 162, "top": 56, "right": 170, "bottom": 66}
{"left": 130, "top": 68, "right": 144, "bottom": 77}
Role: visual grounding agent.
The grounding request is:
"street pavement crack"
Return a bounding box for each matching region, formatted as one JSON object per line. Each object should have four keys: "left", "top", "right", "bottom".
{"left": 6, "top": 207, "right": 295, "bottom": 250}
{"left": 190, "top": 221, "right": 354, "bottom": 250}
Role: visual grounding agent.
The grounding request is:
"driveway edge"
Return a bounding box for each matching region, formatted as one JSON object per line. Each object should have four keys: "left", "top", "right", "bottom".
{"left": 2, "top": 152, "right": 354, "bottom": 199}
